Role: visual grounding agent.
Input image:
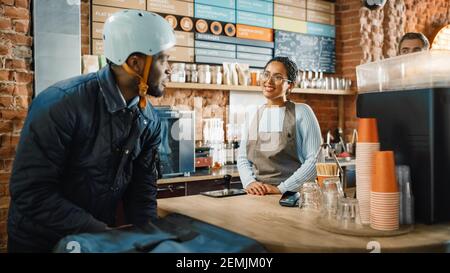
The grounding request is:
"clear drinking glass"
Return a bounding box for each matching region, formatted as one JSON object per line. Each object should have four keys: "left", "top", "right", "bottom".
{"left": 299, "top": 181, "right": 322, "bottom": 212}
{"left": 321, "top": 178, "right": 344, "bottom": 219}
{"left": 396, "top": 165, "right": 415, "bottom": 225}
{"left": 335, "top": 197, "right": 362, "bottom": 229}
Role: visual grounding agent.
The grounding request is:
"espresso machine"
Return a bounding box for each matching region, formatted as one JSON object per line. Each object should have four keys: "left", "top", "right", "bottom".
{"left": 356, "top": 50, "right": 450, "bottom": 224}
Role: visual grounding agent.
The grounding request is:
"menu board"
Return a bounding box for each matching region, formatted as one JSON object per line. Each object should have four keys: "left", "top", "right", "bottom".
{"left": 274, "top": 30, "right": 335, "bottom": 73}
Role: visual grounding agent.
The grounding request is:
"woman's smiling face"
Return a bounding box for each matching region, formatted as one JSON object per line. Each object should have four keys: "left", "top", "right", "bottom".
{"left": 260, "top": 61, "right": 292, "bottom": 100}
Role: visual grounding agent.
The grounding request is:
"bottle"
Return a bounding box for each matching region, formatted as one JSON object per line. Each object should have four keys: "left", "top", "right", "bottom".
{"left": 198, "top": 64, "right": 211, "bottom": 84}
{"left": 225, "top": 142, "right": 234, "bottom": 165}
{"left": 311, "top": 70, "right": 318, "bottom": 89}
{"left": 185, "top": 64, "right": 197, "bottom": 83}
{"left": 170, "top": 63, "right": 186, "bottom": 83}
{"left": 318, "top": 70, "right": 324, "bottom": 89}
{"left": 232, "top": 137, "right": 239, "bottom": 164}
{"left": 185, "top": 65, "right": 192, "bottom": 83}
{"left": 296, "top": 70, "right": 303, "bottom": 87}
{"left": 211, "top": 65, "right": 223, "bottom": 85}
{"left": 191, "top": 66, "right": 198, "bottom": 83}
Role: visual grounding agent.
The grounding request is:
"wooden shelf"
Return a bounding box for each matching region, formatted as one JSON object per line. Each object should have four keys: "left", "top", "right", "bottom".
{"left": 166, "top": 82, "right": 260, "bottom": 91}
{"left": 165, "top": 82, "right": 355, "bottom": 95}
{"left": 291, "top": 88, "right": 355, "bottom": 96}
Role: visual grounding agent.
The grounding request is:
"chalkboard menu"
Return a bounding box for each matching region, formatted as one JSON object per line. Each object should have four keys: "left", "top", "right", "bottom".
{"left": 274, "top": 30, "right": 335, "bottom": 73}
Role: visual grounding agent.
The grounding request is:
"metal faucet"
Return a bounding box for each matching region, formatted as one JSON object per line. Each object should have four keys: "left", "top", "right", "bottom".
{"left": 314, "top": 143, "right": 346, "bottom": 197}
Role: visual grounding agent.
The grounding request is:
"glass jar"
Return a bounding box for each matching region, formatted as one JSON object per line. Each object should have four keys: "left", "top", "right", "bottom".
{"left": 191, "top": 69, "right": 198, "bottom": 83}
{"left": 198, "top": 64, "right": 211, "bottom": 84}
{"left": 185, "top": 65, "right": 192, "bottom": 83}
{"left": 321, "top": 177, "right": 343, "bottom": 219}
{"left": 170, "top": 63, "right": 186, "bottom": 83}
{"left": 211, "top": 65, "right": 223, "bottom": 85}
{"left": 185, "top": 64, "right": 198, "bottom": 83}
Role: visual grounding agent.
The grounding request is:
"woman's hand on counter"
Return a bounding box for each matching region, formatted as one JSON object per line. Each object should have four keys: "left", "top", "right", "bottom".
{"left": 245, "top": 181, "right": 281, "bottom": 195}
{"left": 245, "top": 181, "right": 268, "bottom": 195}
{"left": 262, "top": 184, "right": 281, "bottom": 194}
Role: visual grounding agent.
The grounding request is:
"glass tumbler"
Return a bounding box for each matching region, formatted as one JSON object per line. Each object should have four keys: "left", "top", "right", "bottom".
{"left": 335, "top": 197, "right": 362, "bottom": 229}
{"left": 299, "top": 181, "right": 322, "bottom": 212}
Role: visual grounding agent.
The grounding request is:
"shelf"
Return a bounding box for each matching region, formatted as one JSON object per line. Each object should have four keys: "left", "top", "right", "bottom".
{"left": 165, "top": 82, "right": 355, "bottom": 95}
{"left": 166, "top": 82, "right": 260, "bottom": 91}
{"left": 291, "top": 89, "right": 355, "bottom": 96}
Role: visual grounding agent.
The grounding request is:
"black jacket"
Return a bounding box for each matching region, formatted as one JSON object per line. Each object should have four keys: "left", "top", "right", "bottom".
{"left": 7, "top": 65, "right": 161, "bottom": 252}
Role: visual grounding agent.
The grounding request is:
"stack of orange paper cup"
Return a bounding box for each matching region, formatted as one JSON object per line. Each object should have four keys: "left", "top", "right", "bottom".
{"left": 370, "top": 151, "right": 400, "bottom": 231}
{"left": 355, "top": 118, "right": 380, "bottom": 225}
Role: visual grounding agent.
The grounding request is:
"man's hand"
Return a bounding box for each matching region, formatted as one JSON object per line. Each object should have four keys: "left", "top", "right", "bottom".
{"left": 262, "top": 184, "right": 281, "bottom": 194}
{"left": 245, "top": 181, "right": 268, "bottom": 195}
{"left": 114, "top": 224, "right": 134, "bottom": 230}
{"left": 105, "top": 224, "right": 133, "bottom": 231}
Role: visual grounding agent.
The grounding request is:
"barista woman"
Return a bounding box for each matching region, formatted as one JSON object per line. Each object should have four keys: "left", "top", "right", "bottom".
{"left": 237, "top": 57, "right": 322, "bottom": 195}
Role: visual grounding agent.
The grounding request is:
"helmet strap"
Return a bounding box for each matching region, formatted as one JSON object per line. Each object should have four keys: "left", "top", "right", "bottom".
{"left": 122, "top": 55, "right": 153, "bottom": 109}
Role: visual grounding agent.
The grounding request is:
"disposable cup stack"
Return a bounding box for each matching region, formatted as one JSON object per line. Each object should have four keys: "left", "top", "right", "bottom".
{"left": 355, "top": 118, "right": 380, "bottom": 225}
{"left": 370, "top": 151, "right": 400, "bottom": 231}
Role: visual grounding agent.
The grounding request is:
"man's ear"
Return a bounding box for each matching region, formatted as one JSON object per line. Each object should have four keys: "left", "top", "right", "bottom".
{"left": 125, "top": 54, "right": 145, "bottom": 74}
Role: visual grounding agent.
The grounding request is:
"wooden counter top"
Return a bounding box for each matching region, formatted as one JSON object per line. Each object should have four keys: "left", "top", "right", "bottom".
{"left": 157, "top": 165, "right": 239, "bottom": 185}
{"left": 157, "top": 194, "right": 450, "bottom": 252}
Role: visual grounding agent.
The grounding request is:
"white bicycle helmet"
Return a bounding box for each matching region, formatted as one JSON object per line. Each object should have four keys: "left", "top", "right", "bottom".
{"left": 103, "top": 10, "right": 175, "bottom": 109}
{"left": 103, "top": 10, "right": 176, "bottom": 65}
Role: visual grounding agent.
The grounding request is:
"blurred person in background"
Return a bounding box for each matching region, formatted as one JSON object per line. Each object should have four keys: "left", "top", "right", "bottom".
{"left": 398, "top": 32, "right": 430, "bottom": 55}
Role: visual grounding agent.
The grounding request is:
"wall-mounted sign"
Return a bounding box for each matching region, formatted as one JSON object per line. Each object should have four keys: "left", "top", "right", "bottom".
{"left": 275, "top": 30, "right": 335, "bottom": 73}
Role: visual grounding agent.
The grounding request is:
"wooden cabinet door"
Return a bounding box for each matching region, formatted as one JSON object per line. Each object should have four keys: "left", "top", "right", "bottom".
{"left": 157, "top": 183, "right": 186, "bottom": 199}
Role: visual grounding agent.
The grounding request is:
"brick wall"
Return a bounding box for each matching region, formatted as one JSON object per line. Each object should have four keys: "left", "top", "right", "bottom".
{"left": 0, "top": 0, "right": 33, "bottom": 252}
{"left": 81, "top": 0, "right": 90, "bottom": 55}
{"left": 335, "top": 0, "right": 362, "bottom": 141}
{"left": 290, "top": 93, "right": 338, "bottom": 138}
{"left": 404, "top": 0, "right": 450, "bottom": 39}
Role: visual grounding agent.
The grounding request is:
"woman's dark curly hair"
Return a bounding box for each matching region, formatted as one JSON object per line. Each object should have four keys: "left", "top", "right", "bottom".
{"left": 264, "top": 56, "right": 298, "bottom": 84}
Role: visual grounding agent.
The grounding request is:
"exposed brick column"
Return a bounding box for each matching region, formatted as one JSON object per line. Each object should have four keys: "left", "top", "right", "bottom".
{"left": 335, "top": 0, "right": 363, "bottom": 141}
{"left": 0, "top": 0, "right": 33, "bottom": 251}
{"left": 81, "top": 0, "right": 90, "bottom": 55}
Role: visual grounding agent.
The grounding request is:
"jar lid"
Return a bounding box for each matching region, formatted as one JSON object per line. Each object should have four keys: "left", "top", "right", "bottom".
{"left": 164, "top": 15, "right": 178, "bottom": 29}
{"left": 171, "top": 62, "right": 186, "bottom": 69}
{"left": 195, "top": 19, "right": 208, "bottom": 33}
{"left": 186, "top": 64, "right": 197, "bottom": 70}
{"left": 198, "top": 64, "right": 210, "bottom": 70}
{"left": 210, "top": 21, "right": 223, "bottom": 35}
{"left": 224, "top": 23, "right": 236, "bottom": 37}
{"left": 180, "top": 17, "right": 193, "bottom": 32}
